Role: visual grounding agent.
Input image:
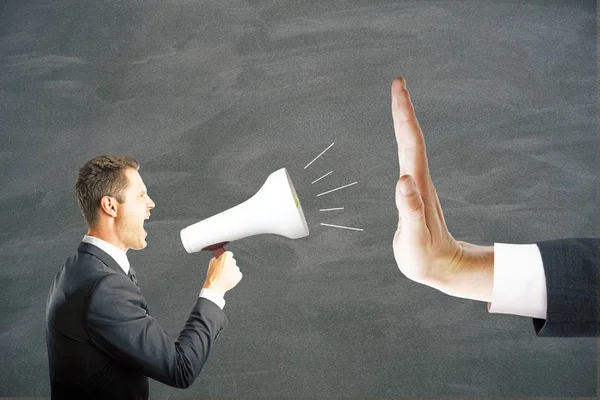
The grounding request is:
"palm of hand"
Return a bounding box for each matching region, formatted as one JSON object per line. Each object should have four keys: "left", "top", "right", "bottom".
{"left": 392, "top": 176, "right": 463, "bottom": 287}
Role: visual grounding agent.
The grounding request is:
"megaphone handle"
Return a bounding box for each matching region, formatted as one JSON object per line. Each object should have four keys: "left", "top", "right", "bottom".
{"left": 212, "top": 247, "right": 225, "bottom": 259}
{"left": 202, "top": 241, "right": 229, "bottom": 259}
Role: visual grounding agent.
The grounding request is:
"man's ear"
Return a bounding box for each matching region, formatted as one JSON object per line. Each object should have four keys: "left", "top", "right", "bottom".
{"left": 99, "top": 196, "right": 118, "bottom": 218}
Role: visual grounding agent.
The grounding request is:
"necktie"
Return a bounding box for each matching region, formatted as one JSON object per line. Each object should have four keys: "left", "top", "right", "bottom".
{"left": 128, "top": 266, "right": 138, "bottom": 287}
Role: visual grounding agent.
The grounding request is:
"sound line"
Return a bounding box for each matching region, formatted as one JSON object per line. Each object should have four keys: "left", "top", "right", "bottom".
{"left": 319, "top": 207, "right": 344, "bottom": 211}
{"left": 317, "top": 181, "right": 357, "bottom": 197}
{"left": 311, "top": 171, "right": 333, "bottom": 184}
{"left": 304, "top": 142, "right": 334, "bottom": 169}
{"left": 321, "top": 223, "right": 363, "bottom": 232}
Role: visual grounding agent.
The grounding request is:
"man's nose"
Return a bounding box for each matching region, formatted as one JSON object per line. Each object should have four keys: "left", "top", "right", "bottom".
{"left": 147, "top": 196, "right": 156, "bottom": 209}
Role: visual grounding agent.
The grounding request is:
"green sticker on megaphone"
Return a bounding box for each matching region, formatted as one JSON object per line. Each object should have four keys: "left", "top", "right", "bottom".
{"left": 294, "top": 195, "right": 299, "bottom": 208}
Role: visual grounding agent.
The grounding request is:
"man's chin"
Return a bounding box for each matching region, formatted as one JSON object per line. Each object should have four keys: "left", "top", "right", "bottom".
{"left": 129, "top": 239, "right": 148, "bottom": 251}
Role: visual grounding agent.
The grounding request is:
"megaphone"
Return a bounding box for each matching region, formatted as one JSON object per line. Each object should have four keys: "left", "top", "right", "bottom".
{"left": 180, "top": 168, "right": 309, "bottom": 257}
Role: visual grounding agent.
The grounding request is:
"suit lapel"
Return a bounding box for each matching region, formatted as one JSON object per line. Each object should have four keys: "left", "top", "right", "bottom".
{"left": 78, "top": 242, "right": 128, "bottom": 279}
{"left": 78, "top": 242, "right": 149, "bottom": 314}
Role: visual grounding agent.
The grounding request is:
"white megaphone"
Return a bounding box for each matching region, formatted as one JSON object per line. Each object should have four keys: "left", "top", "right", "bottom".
{"left": 180, "top": 168, "right": 309, "bottom": 257}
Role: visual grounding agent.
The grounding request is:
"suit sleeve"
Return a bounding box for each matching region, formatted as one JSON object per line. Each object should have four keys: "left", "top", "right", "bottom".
{"left": 533, "top": 238, "right": 598, "bottom": 337}
{"left": 86, "top": 273, "right": 228, "bottom": 388}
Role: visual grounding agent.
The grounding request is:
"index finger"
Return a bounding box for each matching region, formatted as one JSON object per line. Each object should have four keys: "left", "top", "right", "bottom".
{"left": 391, "top": 77, "right": 430, "bottom": 187}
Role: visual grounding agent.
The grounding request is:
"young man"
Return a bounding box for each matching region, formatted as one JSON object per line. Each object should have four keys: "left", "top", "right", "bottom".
{"left": 46, "top": 155, "right": 242, "bottom": 399}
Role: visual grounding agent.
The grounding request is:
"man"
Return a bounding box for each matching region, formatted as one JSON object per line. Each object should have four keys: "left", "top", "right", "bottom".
{"left": 45, "top": 156, "right": 243, "bottom": 399}
{"left": 390, "top": 77, "right": 598, "bottom": 337}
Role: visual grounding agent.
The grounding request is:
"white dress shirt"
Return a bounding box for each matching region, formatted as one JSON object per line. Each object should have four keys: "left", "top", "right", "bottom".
{"left": 488, "top": 243, "right": 547, "bottom": 319}
{"left": 82, "top": 235, "right": 225, "bottom": 309}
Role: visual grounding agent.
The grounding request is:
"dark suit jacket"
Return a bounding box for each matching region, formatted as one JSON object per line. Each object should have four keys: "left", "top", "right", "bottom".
{"left": 533, "top": 238, "right": 598, "bottom": 337}
{"left": 46, "top": 242, "right": 228, "bottom": 400}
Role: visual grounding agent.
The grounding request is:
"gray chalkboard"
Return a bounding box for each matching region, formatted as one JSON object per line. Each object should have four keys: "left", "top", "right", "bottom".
{"left": 0, "top": 0, "right": 596, "bottom": 398}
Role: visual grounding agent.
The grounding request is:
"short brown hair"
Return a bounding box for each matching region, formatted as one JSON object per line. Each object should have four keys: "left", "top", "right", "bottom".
{"left": 75, "top": 155, "right": 139, "bottom": 227}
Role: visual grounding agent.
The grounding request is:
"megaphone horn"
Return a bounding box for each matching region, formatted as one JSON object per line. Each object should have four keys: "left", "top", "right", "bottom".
{"left": 180, "top": 168, "right": 309, "bottom": 257}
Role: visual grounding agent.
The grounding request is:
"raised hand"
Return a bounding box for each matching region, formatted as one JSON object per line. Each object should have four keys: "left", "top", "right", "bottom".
{"left": 391, "top": 77, "right": 494, "bottom": 302}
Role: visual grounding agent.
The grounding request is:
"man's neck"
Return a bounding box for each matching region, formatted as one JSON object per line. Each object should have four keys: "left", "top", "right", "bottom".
{"left": 87, "top": 226, "right": 127, "bottom": 252}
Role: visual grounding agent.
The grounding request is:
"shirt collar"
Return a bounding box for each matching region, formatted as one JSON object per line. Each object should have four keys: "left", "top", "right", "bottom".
{"left": 82, "top": 235, "right": 130, "bottom": 275}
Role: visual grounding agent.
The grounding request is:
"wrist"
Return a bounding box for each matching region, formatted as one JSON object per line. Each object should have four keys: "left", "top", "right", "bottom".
{"left": 430, "top": 243, "right": 495, "bottom": 302}
{"left": 202, "top": 284, "right": 226, "bottom": 298}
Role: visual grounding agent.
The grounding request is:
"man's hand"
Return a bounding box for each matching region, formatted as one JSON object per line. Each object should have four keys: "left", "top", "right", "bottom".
{"left": 203, "top": 251, "right": 242, "bottom": 296}
{"left": 391, "top": 77, "right": 494, "bottom": 302}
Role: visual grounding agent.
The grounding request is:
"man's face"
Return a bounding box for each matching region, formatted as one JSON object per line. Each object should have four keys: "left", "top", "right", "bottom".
{"left": 115, "top": 168, "right": 155, "bottom": 251}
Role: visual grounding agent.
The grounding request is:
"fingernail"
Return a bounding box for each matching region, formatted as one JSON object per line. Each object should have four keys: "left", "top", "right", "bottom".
{"left": 401, "top": 178, "right": 415, "bottom": 195}
{"left": 398, "top": 76, "right": 406, "bottom": 88}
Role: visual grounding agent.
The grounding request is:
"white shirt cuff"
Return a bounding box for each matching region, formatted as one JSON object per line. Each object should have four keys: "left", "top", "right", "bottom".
{"left": 199, "top": 288, "right": 226, "bottom": 310}
{"left": 488, "top": 243, "right": 547, "bottom": 319}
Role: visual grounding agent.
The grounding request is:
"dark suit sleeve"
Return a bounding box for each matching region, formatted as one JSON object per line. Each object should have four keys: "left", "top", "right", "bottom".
{"left": 86, "top": 273, "right": 228, "bottom": 388}
{"left": 533, "top": 238, "right": 598, "bottom": 337}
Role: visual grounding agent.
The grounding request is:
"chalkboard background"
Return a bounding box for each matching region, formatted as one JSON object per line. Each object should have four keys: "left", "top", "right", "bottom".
{"left": 0, "top": 0, "right": 596, "bottom": 398}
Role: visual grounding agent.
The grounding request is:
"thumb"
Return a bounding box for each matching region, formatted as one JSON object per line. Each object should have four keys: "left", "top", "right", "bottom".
{"left": 395, "top": 174, "right": 425, "bottom": 229}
